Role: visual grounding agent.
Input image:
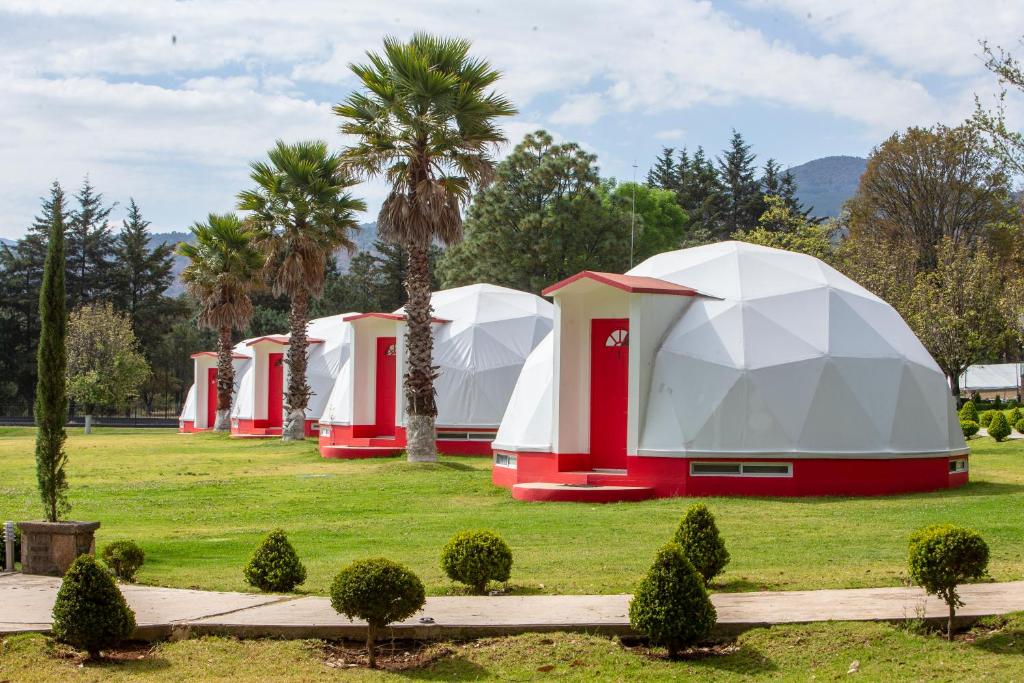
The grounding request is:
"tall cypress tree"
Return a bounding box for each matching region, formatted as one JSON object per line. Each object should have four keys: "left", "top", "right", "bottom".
{"left": 34, "top": 181, "right": 70, "bottom": 522}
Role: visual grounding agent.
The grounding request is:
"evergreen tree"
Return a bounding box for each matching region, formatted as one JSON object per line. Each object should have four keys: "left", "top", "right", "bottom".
{"left": 646, "top": 147, "right": 679, "bottom": 191}
{"left": 112, "top": 199, "right": 175, "bottom": 352}
{"left": 717, "top": 130, "right": 763, "bottom": 234}
{"left": 678, "top": 146, "right": 726, "bottom": 237}
{"left": 34, "top": 181, "right": 70, "bottom": 522}
{"left": 67, "top": 177, "right": 115, "bottom": 308}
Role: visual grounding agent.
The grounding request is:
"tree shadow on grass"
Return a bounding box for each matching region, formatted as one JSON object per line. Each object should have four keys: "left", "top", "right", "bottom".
{"left": 967, "top": 617, "right": 1024, "bottom": 656}
{"left": 692, "top": 644, "right": 778, "bottom": 675}
{"left": 711, "top": 577, "right": 776, "bottom": 593}
{"left": 430, "top": 460, "right": 479, "bottom": 472}
{"left": 393, "top": 654, "right": 491, "bottom": 680}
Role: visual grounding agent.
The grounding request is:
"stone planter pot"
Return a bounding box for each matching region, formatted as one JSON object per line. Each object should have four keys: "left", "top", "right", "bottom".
{"left": 17, "top": 521, "right": 100, "bottom": 576}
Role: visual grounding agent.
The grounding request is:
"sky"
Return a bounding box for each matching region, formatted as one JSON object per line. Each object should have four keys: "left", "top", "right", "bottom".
{"left": 1, "top": 0, "right": 1023, "bottom": 239}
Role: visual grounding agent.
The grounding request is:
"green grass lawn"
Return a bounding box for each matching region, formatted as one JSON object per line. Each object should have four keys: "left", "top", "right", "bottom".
{"left": 2, "top": 427, "right": 1023, "bottom": 596}
{"left": 4, "top": 616, "right": 1024, "bottom": 681}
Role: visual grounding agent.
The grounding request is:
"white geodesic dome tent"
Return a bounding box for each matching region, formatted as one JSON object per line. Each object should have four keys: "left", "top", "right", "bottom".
{"left": 230, "top": 315, "right": 354, "bottom": 424}
{"left": 320, "top": 284, "right": 553, "bottom": 429}
{"left": 495, "top": 241, "right": 965, "bottom": 458}
{"left": 304, "top": 313, "right": 355, "bottom": 420}
{"left": 428, "top": 284, "right": 553, "bottom": 426}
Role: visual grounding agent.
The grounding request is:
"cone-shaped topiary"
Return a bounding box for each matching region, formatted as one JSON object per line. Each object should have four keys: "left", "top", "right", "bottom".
{"left": 1009, "top": 407, "right": 1022, "bottom": 426}
{"left": 980, "top": 410, "right": 994, "bottom": 428}
{"left": 958, "top": 400, "right": 979, "bottom": 422}
{"left": 330, "top": 558, "right": 425, "bottom": 668}
{"left": 989, "top": 411, "right": 1011, "bottom": 442}
{"left": 243, "top": 529, "right": 306, "bottom": 592}
{"left": 440, "top": 530, "right": 513, "bottom": 594}
{"left": 629, "top": 542, "right": 717, "bottom": 658}
{"left": 1016, "top": 418, "right": 1024, "bottom": 435}
{"left": 51, "top": 554, "right": 136, "bottom": 659}
{"left": 961, "top": 420, "right": 980, "bottom": 438}
{"left": 994, "top": 396, "right": 1004, "bottom": 410}
{"left": 909, "top": 524, "right": 989, "bottom": 641}
{"left": 672, "top": 503, "right": 730, "bottom": 584}
{"left": 101, "top": 540, "right": 145, "bottom": 583}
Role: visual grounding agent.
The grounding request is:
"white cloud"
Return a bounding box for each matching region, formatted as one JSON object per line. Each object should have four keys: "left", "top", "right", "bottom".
{"left": 0, "top": 0, "right": 1018, "bottom": 237}
{"left": 655, "top": 128, "right": 686, "bottom": 141}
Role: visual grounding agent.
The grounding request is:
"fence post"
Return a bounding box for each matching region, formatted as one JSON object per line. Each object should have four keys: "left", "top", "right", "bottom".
{"left": 4, "top": 521, "right": 14, "bottom": 572}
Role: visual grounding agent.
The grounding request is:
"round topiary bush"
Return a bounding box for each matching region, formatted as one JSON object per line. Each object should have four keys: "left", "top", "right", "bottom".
{"left": 672, "top": 503, "right": 730, "bottom": 585}
{"left": 101, "top": 540, "right": 145, "bottom": 583}
{"left": 440, "top": 530, "right": 513, "bottom": 594}
{"left": 958, "top": 400, "right": 979, "bottom": 422}
{"left": 51, "top": 554, "right": 136, "bottom": 659}
{"left": 330, "top": 558, "right": 425, "bottom": 668}
{"left": 243, "top": 529, "right": 306, "bottom": 592}
{"left": 960, "top": 420, "right": 980, "bottom": 438}
{"left": 980, "top": 410, "right": 994, "bottom": 428}
{"left": 908, "top": 524, "right": 989, "bottom": 640}
{"left": 629, "top": 542, "right": 717, "bottom": 658}
{"left": 989, "top": 411, "right": 1011, "bottom": 442}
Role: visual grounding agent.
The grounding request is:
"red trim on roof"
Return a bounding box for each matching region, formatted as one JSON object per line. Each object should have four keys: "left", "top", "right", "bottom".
{"left": 245, "top": 335, "right": 324, "bottom": 346}
{"left": 343, "top": 312, "right": 451, "bottom": 324}
{"left": 541, "top": 271, "right": 698, "bottom": 297}
{"left": 190, "top": 351, "right": 248, "bottom": 360}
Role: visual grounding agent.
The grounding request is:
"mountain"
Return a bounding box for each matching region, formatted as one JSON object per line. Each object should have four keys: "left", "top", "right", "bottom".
{"left": 0, "top": 237, "right": 14, "bottom": 248}
{"left": 158, "top": 221, "right": 378, "bottom": 296}
{"left": 788, "top": 155, "right": 867, "bottom": 218}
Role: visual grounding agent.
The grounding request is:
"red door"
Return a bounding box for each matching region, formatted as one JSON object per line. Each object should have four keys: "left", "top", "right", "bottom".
{"left": 267, "top": 353, "right": 284, "bottom": 429}
{"left": 375, "top": 337, "right": 397, "bottom": 436}
{"left": 590, "top": 318, "right": 629, "bottom": 469}
{"left": 206, "top": 367, "right": 217, "bottom": 428}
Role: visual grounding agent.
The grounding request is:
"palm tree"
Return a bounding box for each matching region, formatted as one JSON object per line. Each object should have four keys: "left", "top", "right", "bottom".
{"left": 178, "top": 214, "right": 262, "bottom": 432}
{"left": 238, "top": 140, "right": 365, "bottom": 441}
{"left": 335, "top": 33, "right": 516, "bottom": 462}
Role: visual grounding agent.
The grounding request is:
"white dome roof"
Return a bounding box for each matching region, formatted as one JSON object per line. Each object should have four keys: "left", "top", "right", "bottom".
{"left": 495, "top": 242, "right": 966, "bottom": 458}
{"left": 409, "top": 284, "right": 553, "bottom": 427}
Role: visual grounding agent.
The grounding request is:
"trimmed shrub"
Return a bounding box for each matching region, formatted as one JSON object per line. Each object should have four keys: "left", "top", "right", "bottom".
{"left": 1016, "top": 418, "right": 1024, "bottom": 435}
{"left": 1010, "top": 399, "right": 1021, "bottom": 409}
{"left": 989, "top": 411, "right": 1011, "bottom": 442}
{"left": 629, "top": 542, "right": 717, "bottom": 658}
{"left": 958, "top": 400, "right": 979, "bottom": 422}
{"left": 243, "top": 529, "right": 306, "bottom": 592}
{"left": 101, "top": 540, "right": 145, "bottom": 582}
{"left": 908, "top": 524, "right": 989, "bottom": 640}
{"left": 672, "top": 503, "right": 730, "bottom": 584}
{"left": 1009, "top": 407, "right": 1022, "bottom": 425}
{"left": 51, "top": 554, "right": 136, "bottom": 659}
{"left": 440, "top": 530, "right": 513, "bottom": 594}
{"left": 960, "top": 420, "right": 980, "bottom": 438}
{"left": 980, "top": 410, "right": 994, "bottom": 428}
{"left": 993, "top": 396, "right": 1003, "bottom": 410}
{"left": 330, "top": 558, "right": 425, "bottom": 668}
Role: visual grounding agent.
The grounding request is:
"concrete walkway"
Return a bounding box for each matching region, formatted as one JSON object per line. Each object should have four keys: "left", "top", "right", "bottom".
{"left": 4, "top": 573, "right": 1024, "bottom": 641}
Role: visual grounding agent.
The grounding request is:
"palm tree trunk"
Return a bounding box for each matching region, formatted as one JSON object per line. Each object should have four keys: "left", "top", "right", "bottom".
{"left": 404, "top": 240, "right": 437, "bottom": 462}
{"left": 283, "top": 290, "right": 311, "bottom": 441}
{"left": 214, "top": 326, "right": 234, "bottom": 431}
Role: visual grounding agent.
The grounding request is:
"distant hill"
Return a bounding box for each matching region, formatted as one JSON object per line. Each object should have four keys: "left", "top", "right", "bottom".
{"left": 159, "top": 221, "right": 378, "bottom": 296}
{"left": 788, "top": 155, "right": 867, "bottom": 218}
{"left": 0, "top": 237, "right": 14, "bottom": 248}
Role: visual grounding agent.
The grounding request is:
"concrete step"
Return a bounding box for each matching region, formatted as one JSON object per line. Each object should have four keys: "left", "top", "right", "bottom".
{"left": 512, "top": 482, "right": 656, "bottom": 503}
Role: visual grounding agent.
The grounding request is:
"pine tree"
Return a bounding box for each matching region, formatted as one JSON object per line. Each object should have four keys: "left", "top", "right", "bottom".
{"left": 112, "top": 199, "right": 175, "bottom": 352}
{"left": 34, "top": 181, "right": 70, "bottom": 522}
{"left": 718, "top": 130, "right": 763, "bottom": 234}
{"left": 67, "top": 177, "right": 115, "bottom": 309}
{"left": 646, "top": 147, "right": 679, "bottom": 191}
{"left": 678, "top": 146, "right": 726, "bottom": 237}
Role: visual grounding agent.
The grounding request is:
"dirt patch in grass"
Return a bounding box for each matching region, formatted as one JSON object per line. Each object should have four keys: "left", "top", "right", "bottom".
{"left": 46, "top": 639, "right": 161, "bottom": 665}
{"left": 319, "top": 639, "right": 455, "bottom": 671}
